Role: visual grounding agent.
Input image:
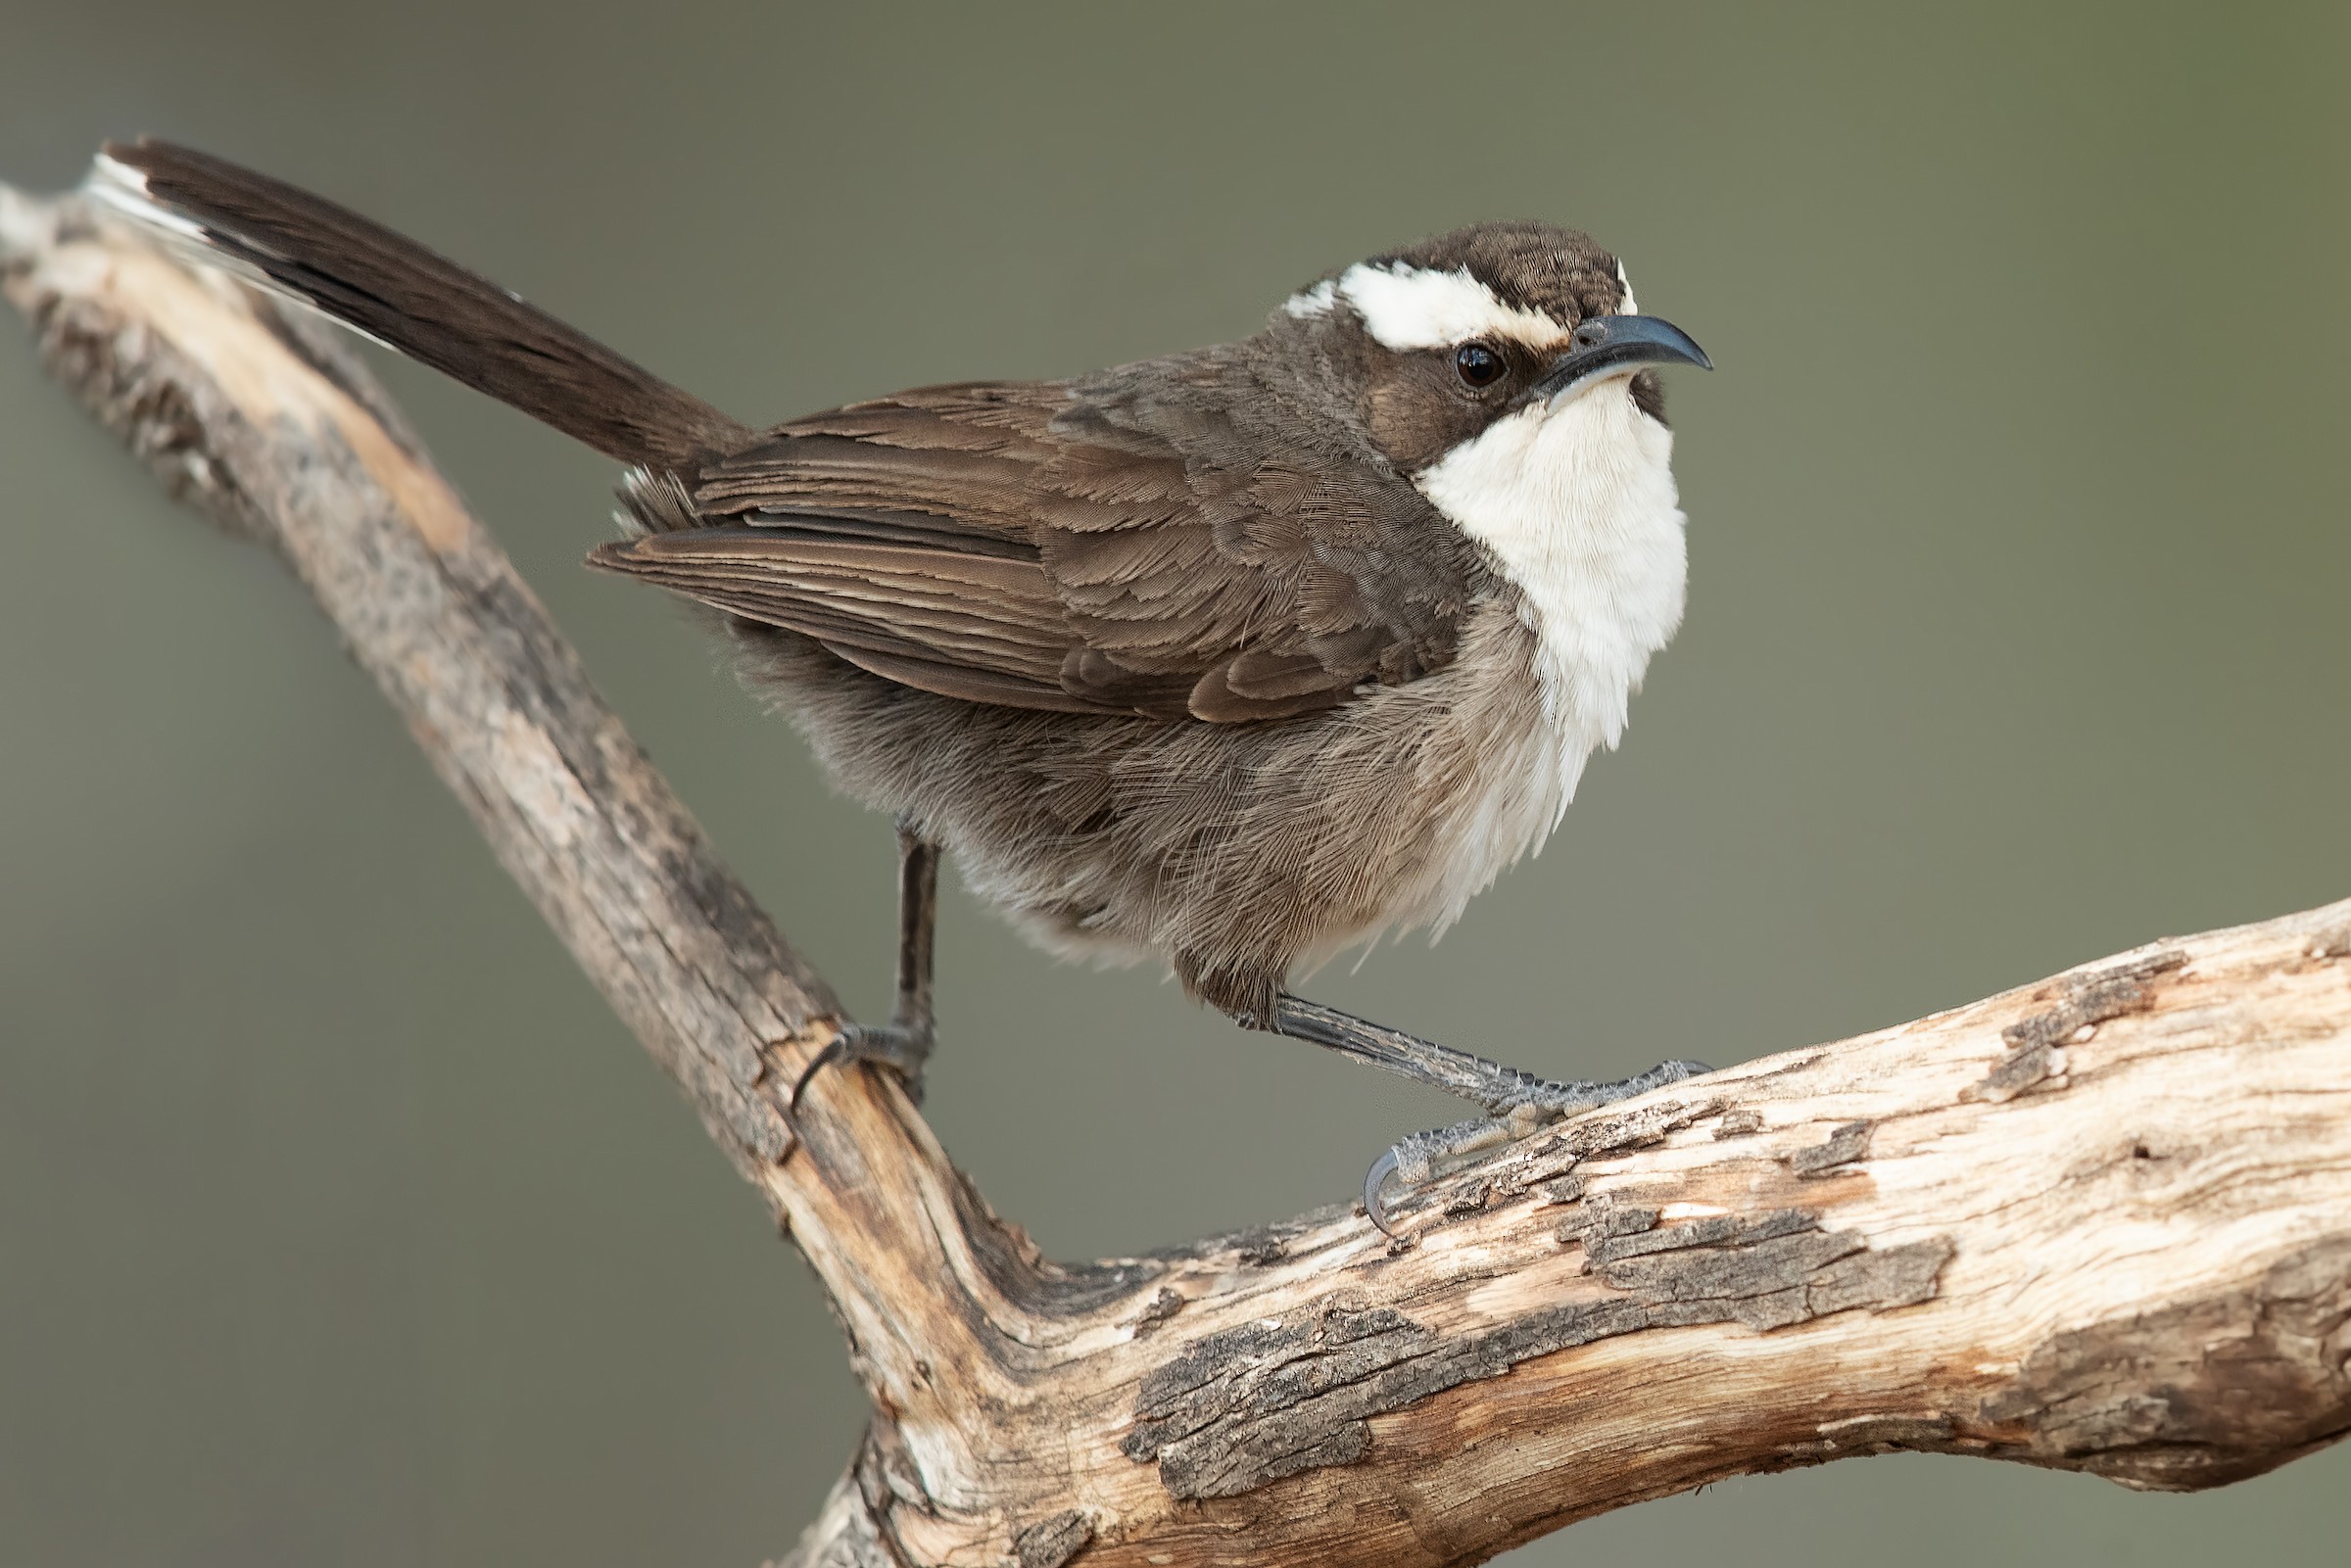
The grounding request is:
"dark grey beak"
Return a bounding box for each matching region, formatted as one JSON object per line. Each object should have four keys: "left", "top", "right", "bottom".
{"left": 1531, "top": 314, "right": 1712, "bottom": 402}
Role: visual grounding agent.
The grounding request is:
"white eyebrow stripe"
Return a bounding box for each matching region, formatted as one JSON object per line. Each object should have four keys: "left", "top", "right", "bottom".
{"left": 1615, "top": 259, "right": 1639, "bottom": 316}
{"left": 1337, "top": 261, "right": 1570, "bottom": 351}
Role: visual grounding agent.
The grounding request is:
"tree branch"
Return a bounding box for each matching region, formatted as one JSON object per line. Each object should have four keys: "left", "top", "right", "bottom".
{"left": 8, "top": 178, "right": 2348, "bottom": 1568}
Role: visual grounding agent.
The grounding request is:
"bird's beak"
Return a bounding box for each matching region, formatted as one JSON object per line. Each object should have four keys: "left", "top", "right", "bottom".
{"left": 1530, "top": 314, "right": 1712, "bottom": 403}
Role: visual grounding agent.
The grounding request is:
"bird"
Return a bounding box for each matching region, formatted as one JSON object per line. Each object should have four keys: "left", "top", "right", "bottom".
{"left": 90, "top": 139, "right": 1715, "bottom": 1231}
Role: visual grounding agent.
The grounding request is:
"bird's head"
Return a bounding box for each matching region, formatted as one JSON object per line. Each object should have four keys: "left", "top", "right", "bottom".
{"left": 1273, "top": 221, "right": 1710, "bottom": 475}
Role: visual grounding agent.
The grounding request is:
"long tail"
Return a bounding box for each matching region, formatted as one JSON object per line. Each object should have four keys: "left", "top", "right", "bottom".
{"left": 90, "top": 138, "right": 753, "bottom": 473}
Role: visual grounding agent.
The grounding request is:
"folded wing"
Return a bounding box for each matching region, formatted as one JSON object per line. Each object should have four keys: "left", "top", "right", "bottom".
{"left": 590, "top": 369, "right": 1473, "bottom": 721}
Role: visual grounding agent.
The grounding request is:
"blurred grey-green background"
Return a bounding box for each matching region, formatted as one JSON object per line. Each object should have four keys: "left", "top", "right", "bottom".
{"left": 4, "top": 2, "right": 2346, "bottom": 1563}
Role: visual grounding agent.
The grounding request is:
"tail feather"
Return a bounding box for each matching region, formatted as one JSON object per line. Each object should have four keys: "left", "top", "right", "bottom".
{"left": 90, "top": 139, "right": 752, "bottom": 472}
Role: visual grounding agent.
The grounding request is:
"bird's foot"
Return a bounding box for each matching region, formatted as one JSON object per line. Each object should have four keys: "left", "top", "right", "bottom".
{"left": 790, "top": 1021, "right": 935, "bottom": 1108}
{"left": 1361, "top": 1058, "right": 1712, "bottom": 1235}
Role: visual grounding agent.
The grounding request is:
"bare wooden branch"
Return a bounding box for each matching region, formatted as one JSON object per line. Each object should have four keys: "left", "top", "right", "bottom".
{"left": 9, "top": 178, "right": 2348, "bottom": 1568}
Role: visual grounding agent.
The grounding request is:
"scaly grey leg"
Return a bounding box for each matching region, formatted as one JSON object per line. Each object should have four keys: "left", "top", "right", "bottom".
{"left": 1266, "top": 993, "right": 1710, "bottom": 1234}
{"left": 792, "top": 819, "right": 939, "bottom": 1106}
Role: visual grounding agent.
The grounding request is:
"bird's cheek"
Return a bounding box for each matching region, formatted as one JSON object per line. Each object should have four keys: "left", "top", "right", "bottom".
{"left": 1364, "top": 379, "right": 1472, "bottom": 472}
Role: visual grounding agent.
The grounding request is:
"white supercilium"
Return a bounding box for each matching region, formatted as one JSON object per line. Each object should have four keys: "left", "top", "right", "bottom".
{"left": 1336, "top": 261, "right": 1571, "bottom": 352}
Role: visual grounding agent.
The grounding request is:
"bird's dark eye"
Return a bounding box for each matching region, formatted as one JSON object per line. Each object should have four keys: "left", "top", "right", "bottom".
{"left": 1454, "top": 342, "right": 1507, "bottom": 388}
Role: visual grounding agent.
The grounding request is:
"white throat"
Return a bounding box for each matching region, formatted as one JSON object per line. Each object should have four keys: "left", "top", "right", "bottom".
{"left": 1413, "top": 380, "right": 1687, "bottom": 831}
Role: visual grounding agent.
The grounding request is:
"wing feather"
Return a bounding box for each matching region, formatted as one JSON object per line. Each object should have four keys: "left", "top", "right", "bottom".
{"left": 590, "top": 364, "right": 1479, "bottom": 722}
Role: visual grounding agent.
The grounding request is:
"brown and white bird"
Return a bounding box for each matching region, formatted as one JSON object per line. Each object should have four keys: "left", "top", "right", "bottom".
{"left": 92, "top": 140, "right": 1715, "bottom": 1229}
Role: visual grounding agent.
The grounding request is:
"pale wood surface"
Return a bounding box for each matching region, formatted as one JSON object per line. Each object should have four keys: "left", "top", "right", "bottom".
{"left": 7, "top": 181, "right": 2346, "bottom": 1568}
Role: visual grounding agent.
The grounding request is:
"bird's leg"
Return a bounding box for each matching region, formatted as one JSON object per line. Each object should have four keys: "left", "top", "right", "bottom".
{"left": 1263, "top": 993, "right": 1710, "bottom": 1234}
{"left": 792, "top": 820, "right": 938, "bottom": 1107}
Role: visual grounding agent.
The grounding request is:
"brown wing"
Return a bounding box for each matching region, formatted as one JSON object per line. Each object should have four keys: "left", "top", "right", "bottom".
{"left": 589, "top": 355, "right": 1479, "bottom": 722}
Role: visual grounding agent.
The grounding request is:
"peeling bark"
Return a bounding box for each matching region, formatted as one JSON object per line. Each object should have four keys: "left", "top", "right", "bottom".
{"left": 1127, "top": 1210, "right": 1956, "bottom": 1502}
{"left": 1979, "top": 1237, "right": 2351, "bottom": 1489}
{"left": 9, "top": 177, "right": 2350, "bottom": 1568}
{"left": 1012, "top": 1512, "right": 1096, "bottom": 1568}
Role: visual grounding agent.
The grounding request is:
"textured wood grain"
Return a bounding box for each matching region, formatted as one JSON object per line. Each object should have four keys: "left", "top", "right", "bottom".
{"left": 8, "top": 178, "right": 2347, "bottom": 1568}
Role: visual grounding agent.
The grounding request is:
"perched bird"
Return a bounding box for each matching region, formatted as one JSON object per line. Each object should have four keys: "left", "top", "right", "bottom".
{"left": 92, "top": 140, "right": 1714, "bottom": 1230}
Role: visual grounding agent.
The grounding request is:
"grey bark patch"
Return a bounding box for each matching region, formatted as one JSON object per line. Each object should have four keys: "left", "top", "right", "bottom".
{"left": 1820, "top": 1412, "right": 1957, "bottom": 1446}
{"left": 1557, "top": 1096, "right": 1720, "bottom": 1160}
{"left": 1977, "top": 1236, "right": 2351, "bottom": 1491}
{"left": 1132, "top": 1286, "right": 1185, "bottom": 1337}
{"left": 1014, "top": 1510, "right": 1094, "bottom": 1568}
{"left": 1445, "top": 1181, "right": 1494, "bottom": 1216}
{"left": 1783, "top": 1411, "right": 1965, "bottom": 1464}
{"left": 1234, "top": 1230, "right": 1288, "bottom": 1266}
{"left": 1583, "top": 1207, "right": 1819, "bottom": 1264}
{"left": 1969, "top": 951, "right": 2187, "bottom": 1103}
{"left": 1787, "top": 1120, "right": 1874, "bottom": 1177}
{"left": 1714, "top": 1108, "right": 1765, "bottom": 1139}
{"left": 1129, "top": 1211, "right": 1956, "bottom": 1499}
{"left": 1963, "top": 1040, "right": 2067, "bottom": 1104}
{"left": 1557, "top": 1201, "right": 1660, "bottom": 1249}
{"left": 1807, "top": 1239, "right": 1955, "bottom": 1315}
{"left": 1595, "top": 1225, "right": 1863, "bottom": 1331}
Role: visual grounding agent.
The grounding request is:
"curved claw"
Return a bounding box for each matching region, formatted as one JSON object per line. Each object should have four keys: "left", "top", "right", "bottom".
{"left": 1362, "top": 1146, "right": 1403, "bottom": 1237}
{"left": 1353, "top": 1059, "right": 1715, "bottom": 1240}
{"left": 788, "top": 1034, "right": 852, "bottom": 1111}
